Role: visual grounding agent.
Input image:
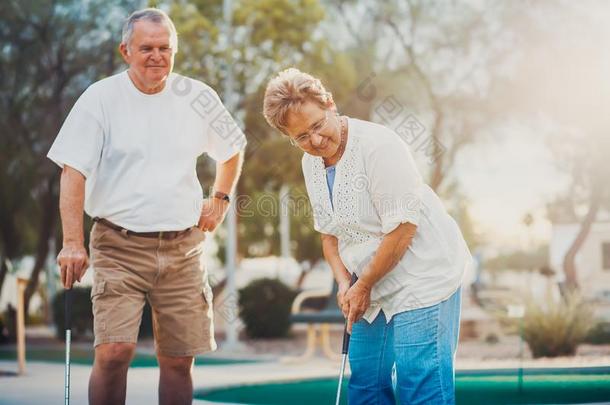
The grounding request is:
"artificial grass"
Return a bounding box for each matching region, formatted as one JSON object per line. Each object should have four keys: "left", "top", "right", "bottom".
{"left": 195, "top": 367, "right": 610, "bottom": 405}
{"left": 0, "top": 348, "right": 259, "bottom": 367}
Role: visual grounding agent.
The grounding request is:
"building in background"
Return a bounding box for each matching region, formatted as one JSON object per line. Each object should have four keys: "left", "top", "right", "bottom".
{"left": 550, "top": 217, "right": 610, "bottom": 310}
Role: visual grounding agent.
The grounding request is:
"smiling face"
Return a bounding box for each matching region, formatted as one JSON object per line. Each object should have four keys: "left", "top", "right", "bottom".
{"left": 284, "top": 101, "right": 342, "bottom": 158}
{"left": 119, "top": 20, "right": 175, "bottom": 93}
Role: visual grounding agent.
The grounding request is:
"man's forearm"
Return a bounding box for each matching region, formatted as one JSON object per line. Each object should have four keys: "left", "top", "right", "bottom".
{"left": 213, "top": 152, "right": 244, "bottom": 195}
{"left": 321, "top": 234, "right": 351, "bottom": 284}
{"left": 59, "top": 166, "right": 86, "bottom": 245}
{"left": 359, "top": 222, "right": 417, "bottom": 288}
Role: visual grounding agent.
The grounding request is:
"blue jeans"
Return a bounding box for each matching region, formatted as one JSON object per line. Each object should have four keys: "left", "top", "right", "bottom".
{"left": 348, "top": 288, "right": 461, "bottom": 405}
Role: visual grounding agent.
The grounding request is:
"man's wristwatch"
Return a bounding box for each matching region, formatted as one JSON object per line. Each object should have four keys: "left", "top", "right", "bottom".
{"left": 212, "top": 191, "right": 231, "bottom": 203}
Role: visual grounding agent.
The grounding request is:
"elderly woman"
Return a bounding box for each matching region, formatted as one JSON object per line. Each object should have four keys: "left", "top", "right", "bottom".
{"left": 263, "top": 68, "right": 471, "bottom": 405}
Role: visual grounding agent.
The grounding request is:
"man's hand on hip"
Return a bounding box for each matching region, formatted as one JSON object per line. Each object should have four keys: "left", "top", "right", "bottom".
{"left": 57, "top": 243, "right": 89, "bottom": 289}
{"left": 198, "top": 198, "right": 229, "bottom": 232}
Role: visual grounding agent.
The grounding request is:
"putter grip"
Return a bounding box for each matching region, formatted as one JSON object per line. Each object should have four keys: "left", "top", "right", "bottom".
{"left": 341, "top": 273, "right": 359, "bottom": 354}
{"left": 341, "top": 323, "right": 350, "bottom": 354}
{"left": 65, "top": 288, "right": 73, "bottom": 331}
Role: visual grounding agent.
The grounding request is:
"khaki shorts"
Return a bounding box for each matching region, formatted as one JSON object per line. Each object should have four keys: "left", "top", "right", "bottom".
{"left": 89, "top": 221, "right": 216, "bottom": 357}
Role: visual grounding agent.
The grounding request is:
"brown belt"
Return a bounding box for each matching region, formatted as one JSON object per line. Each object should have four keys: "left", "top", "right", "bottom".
{"left": 93, "top": 217, "right": 194, "bottom": 240}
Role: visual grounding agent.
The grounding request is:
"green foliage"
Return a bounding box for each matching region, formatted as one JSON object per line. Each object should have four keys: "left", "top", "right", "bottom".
{"left": 163, "top": 0, "right": 335, "bottom": 263}
{"left": 1, "top": 0, "right": 517, "bottom": 309}
{"left": 167, "top": 0, "right": 327, "bottom": 93}
{"left": 289, "top": 186, "right": 323, "bottom": 263}
{"left": 238, "top": 278, "right": 296, "bottom": 338}
{"left": 52, "top": 288, "right": 93, "bottom": 341}
{"left": 52, "top": 288, "right": 155, "bottom": 341}
{"left": 0, "top": 0, "right": 132, "bottom": 304}
{"left": 234, "top": 0, "right": 325, "bottom": 54}
{"left": 584, "top": 321, "right": 610, "bottom": 345}
{"left": 0, "top": 305, "right": 17, "bottom": 344}
{"left": 523, "top": 294, "right": 593, "bottom": 358}
{"left": 235, "top": 184, "right": 322, "bottom": 263}
{"left": 443, "top": 185, "right": 482, "bottom": 252}
{"left": 138, "top": 302, "right": 154, "bottom": 339}
{"left": 240, "top": 139, "right": 305, "bottom": 193}
{"left": 484, "top": 332, "right": 499, "bottom": 344}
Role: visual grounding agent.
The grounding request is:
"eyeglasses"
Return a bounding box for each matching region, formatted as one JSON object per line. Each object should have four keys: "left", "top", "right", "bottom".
{"left": 289, "top": 111, "right": 330, "bottom": 147}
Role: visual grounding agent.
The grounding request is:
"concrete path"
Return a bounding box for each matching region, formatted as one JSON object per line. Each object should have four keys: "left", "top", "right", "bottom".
{"left": 0, "top": 356, "right": 346, "bottom": 405}
{"left": 2, "top": 344, "right": 609, "bottom": 404}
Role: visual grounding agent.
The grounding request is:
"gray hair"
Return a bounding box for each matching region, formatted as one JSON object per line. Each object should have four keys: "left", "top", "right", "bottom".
{"left": 121, "top": 8, "right": 178, "bottom": 54}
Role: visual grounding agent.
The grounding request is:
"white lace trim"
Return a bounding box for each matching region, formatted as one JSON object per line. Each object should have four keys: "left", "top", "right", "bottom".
{"left": 308, "top": 135, "right": 376, "bottom": 245}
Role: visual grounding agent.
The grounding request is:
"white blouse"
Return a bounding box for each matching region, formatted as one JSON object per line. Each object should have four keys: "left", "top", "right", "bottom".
{"left": 302, "top": 117, "right": 471, "bottom": 323}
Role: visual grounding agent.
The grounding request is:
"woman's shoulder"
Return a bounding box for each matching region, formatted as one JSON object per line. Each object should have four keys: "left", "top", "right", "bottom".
{"left": 349, "top": 117, "right": 407, "bottom": 154}
{"left": 301, "top": 153, "right": 318, "bottom": 179}
{"left": 301, "top": 152, "right": 314, "bottom": 167}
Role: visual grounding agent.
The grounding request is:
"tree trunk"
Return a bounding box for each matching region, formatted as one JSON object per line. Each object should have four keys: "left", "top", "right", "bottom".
{"left": 24, "top": 176, "right": 58, "bottom": 314}
{"left": 562, "top": 188, "right": 601, "bottom": 291}
{"left": 428, "top": 110, "right": 445, "bottom": 192}
{"left": 0, "top": 211, "right": 20, "bottom": 302}
{"left": 0, "top": 256, "right": 9, "bottom": 302}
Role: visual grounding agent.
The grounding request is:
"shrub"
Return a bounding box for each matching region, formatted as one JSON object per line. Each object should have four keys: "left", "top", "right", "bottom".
{"left": 238, "top": 278, "right": 296, "bottom": 339}
{"left": 584, "top": 321, "right": 610, "bottom": 345}
{"left": 53, "top": 288, "right": 154, "bottom": 341}
{"left": 0, "top": 306, "right": 17, "bottom": 344}
{"left": 485, "top": 332, "right": 500, "bottom": 344}
{"left": 52, "top": 288, "right": 93, "bottom": 341}
{"left": 523, "top": 293, "right": 593, "bottom": 358}
{"left": 139, "top": 302, "right": 153, "bottom": 339}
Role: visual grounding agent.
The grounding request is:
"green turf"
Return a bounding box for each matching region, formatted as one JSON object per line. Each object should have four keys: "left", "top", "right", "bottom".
{"left": 194, "top": 368, "right": 610, "bottom": 405}
{"left": 0, "top": 348, "right": 259, "bottom": 367}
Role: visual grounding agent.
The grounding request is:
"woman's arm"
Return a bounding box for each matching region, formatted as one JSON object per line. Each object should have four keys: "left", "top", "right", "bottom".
{"left": 343, "top": 222, "right": 417, "bottom": 332}
{"left": 359, "top": 222, "right": 417, "bottom": 288}
{"left": 321, "top": 233, "right": 352, "bottom": 313}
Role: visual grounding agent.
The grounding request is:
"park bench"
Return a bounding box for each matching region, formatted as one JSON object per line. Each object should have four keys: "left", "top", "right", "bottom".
{"left": 283, "top": 281, "right": 345, "bottom": 362}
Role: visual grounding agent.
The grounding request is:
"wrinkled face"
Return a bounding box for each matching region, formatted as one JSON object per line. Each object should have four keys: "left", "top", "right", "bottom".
{"left": 284, "top": 101, "right": 341, "bottom": 158}
{"left": 119, "top": 20, "right": 174, "bottom": 91}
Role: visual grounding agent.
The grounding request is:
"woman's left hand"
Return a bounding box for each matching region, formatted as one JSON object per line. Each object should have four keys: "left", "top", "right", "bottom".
{"left": 343, "top": 280, "right": 372, "bottom": 334}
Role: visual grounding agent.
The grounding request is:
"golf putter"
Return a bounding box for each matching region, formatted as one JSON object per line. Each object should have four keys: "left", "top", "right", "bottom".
{"left": 335, "top": 273, "right": 358, "bottom": 405}
{"left": 64, "top": 288, "right": 73, "bottom": 405}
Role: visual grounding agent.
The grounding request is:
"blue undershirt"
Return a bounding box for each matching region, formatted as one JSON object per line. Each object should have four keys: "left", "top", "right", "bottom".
{"left": 325, "top": 165, "right": 336, "bottom": 209}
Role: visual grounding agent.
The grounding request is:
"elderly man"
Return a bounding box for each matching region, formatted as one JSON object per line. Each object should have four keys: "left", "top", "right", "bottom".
{"left": 47, "top": 8, "right": 246, "bottom": 405}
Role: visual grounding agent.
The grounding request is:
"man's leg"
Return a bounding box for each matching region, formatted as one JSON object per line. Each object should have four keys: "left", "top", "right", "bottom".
{"left": 88, "top": 224, "right": 153, "bottom": 403}
{"left": 150, "top": 228, "right": 215, "bottom": 405}
{"left": 158, "top": 355, "right": 194, "bottom": 405}
{"left": 89, "top": 342, "right": 136, "bottom": 405}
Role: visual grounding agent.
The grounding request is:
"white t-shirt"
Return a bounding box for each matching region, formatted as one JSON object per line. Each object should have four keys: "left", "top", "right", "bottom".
{"left": 302, "top": 118, "right": 471, "bottom": 322}
{"left": 47, "top": 70, "right": 246, "bottom": 232}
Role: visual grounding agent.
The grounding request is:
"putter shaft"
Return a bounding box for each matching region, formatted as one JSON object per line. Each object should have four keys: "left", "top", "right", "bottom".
{"left": 334, "top": 273, "right": 358, "bottom": 405}
{"left": 65, "top": 288, "right": 73, "bottom": 405}
{"left": 335, "top": 354, "right": 348, "bottom": 405}
{"left": 65, "top": 328, "right": 71, "bottom": 405}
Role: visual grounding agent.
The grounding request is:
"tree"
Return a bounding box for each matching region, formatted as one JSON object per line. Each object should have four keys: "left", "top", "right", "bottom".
{"left": 325, "top": 0, "right": 516, "bottom": 194}
{"left": 163, "top": 0, "right": 354, "bottom": 263}
{"left": 548, "top": 131, "right": 610, "bottom": 290}
{"left": 0, "top": 0, "right": 131, "bottom": 311}
{"left": 503, "top": 1, "right": 610, "bottom": 291}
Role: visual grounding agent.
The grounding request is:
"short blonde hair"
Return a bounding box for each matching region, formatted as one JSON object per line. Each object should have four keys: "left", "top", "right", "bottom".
{"left": 263, "top": 68, "right": 334, "bottom": 133}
